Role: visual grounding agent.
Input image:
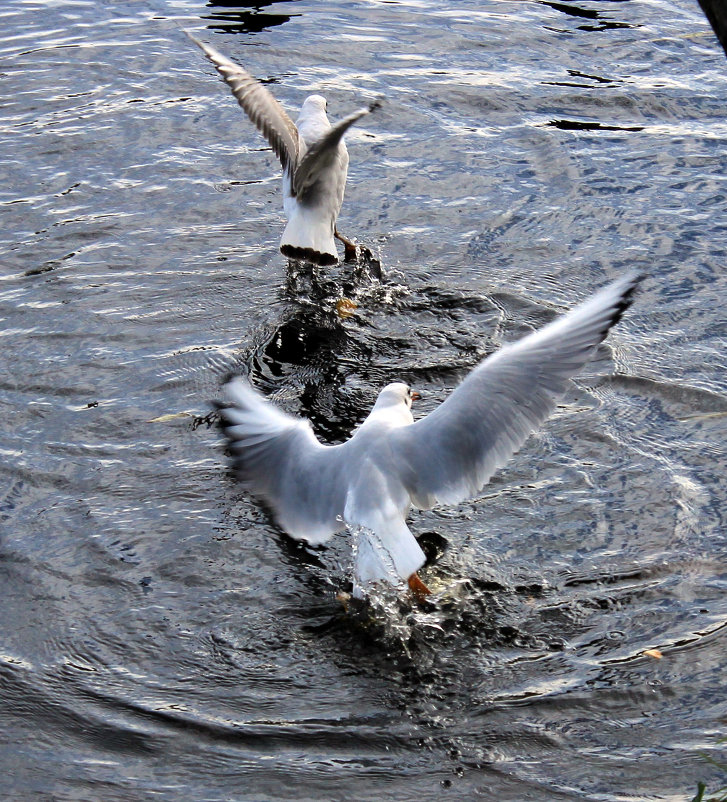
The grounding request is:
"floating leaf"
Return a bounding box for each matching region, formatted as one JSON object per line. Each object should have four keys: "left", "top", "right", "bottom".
{"left": 336, "top": 297, "right": 358, "bottom": 319}
{"left": 148, "top": 412, "right": 191, "bottom": 423}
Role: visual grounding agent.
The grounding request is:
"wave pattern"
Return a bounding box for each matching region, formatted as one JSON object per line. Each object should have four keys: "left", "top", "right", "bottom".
{"left": 1, "top": 0, "right": 727, "bottom": 799}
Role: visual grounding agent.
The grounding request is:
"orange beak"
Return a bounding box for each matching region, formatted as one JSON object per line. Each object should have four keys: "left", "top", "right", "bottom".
{"left": 410, "top": 390, "right": 421, "bottom": 402}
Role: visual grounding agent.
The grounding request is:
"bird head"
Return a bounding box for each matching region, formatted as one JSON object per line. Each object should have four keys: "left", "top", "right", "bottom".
{"left": 376, "top": 382, "right": 420, "bottom": 410}
{"left": 302, "top": 94, "right": 328, "bottom": 114}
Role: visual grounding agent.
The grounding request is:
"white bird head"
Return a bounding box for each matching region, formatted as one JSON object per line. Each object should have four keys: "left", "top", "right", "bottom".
{"left": 355, "top": 382, "right": 420, "bottom": 432}
{"left": 301, "top": 94, "right": 328, "bottom": 114}
{"left": 375, "top": 382, "right": 419, "bottom": 411}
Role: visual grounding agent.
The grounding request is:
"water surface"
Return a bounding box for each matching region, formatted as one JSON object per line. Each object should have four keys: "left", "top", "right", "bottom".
{"left": 2, "top": 0, "right": 727, "bottom": 799}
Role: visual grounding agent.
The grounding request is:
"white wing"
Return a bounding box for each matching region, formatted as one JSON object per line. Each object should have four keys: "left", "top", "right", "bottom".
{"left": 389, "top": 273, "right": 641, "bottom": 509}
{"left": 189, "top": 34, "right": 300, "bottom": 172}
{"left": 293, "top": 101, "right": 381, "bottom": 202}
{"left": 215, "top": 379, "right": 346, "bottom": 544}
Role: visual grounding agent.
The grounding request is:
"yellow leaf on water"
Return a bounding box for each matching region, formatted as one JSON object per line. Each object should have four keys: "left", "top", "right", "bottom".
{"left": 677, "top": 410, "right": 727, "bottom": 422}
{"left": 148, "top": 412, "right": 191, "bottom": 423}
{"left": 336, "top": 298, "right": 358, "bottom": 319}
{"left": 643, "top": 648, "right": 663, "bottom": 659}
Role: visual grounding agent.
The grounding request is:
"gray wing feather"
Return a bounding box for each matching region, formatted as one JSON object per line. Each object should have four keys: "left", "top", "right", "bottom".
{"left": 189, "top": 34, "right": 299, "bottom": 171}
{"left": 215, "top": 379, "right": 346, "bottom": 544}
{"left": 390, "top": 273, "right": 641, "bottom": 509}
{"left": 293, "top": 100, "right": 381, "bottom": 201}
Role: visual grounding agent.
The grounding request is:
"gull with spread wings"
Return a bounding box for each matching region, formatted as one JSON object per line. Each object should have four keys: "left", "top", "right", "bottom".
{"left": 189, "top": 33, "right": 379, "bottom": 266}
{"left": 214, "top": 274, "right": 640, "bottom": 597}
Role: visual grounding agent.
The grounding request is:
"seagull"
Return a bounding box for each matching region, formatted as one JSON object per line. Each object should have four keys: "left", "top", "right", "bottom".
{"left": 214, "top": 273, "right": 640, "bottom": 597}
{"left": 188, "top": 33, "right": 379, "bottom": 266}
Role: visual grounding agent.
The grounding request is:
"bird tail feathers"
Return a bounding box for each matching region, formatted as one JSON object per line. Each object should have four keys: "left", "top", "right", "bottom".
{"left": 280, "top": 205, "right": 338, "bottom": 266}
{"left": 351, "top": 519, "right": 426, "bottom": 592}
{"left": 345, "top": 463, "right": 426, "bottom": 587}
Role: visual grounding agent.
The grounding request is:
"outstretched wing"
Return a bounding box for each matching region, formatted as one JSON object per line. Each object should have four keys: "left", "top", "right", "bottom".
{"left": 189, "top": 33, "right": 300, "bottom": 172}
{"left": 293, "top": 101, "right": 381, "bottom": 201}
{"left": 214, "top": 379, "right": 346, "bottom": 544}
{"left": 389, "top": 273, "right": 641, "bottom": 509}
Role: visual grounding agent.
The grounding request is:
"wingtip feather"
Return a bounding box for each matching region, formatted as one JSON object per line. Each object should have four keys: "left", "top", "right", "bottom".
{"left": 597, "top": 271, "right": 643, "bottom": 341}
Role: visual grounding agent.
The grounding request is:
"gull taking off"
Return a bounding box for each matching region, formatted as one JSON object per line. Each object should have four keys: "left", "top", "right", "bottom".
{"left": 214, "top": 274, "right": 640, "bottom": 596}
{"left": 189, "top": 33, "right": 379, "bottom": 266}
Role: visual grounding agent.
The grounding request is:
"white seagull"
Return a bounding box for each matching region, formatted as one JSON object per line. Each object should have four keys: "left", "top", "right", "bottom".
{"left": 214, "top": 274, "right": 640, "bottom": 597}
{"left": 189, "top": 33, "right": 379, "bottom": 266}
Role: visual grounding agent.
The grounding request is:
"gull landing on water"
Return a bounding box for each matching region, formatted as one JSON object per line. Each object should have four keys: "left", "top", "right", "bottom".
{"left": 213, "top": 274, "right": 641, "bottom": 598}
{"left": 188, "top": 33, "right": 380, "bottom": 266}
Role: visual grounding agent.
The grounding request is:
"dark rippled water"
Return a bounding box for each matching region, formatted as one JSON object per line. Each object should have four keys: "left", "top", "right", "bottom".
{"left": 2, "top": 1, "right": 727, "bottom": 799}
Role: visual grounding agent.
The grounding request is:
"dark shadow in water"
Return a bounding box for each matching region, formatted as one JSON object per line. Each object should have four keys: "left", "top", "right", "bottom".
{"left": 544, "top": 69, "right": 622, "bottom": 89}
{"left": 576, "top": 20, "right": 635, "bottom": 31}
{"left": 547, "top": 119, "right": 644, "bottom": 132}
{"left": 540, "top": 1, "right": 599, "bottom": 20}
{"left": 540, "top": 0, "right": 636, "bottom": 31}
{"left": 213, "top": 250, "right": 386, "bottom": 443}
{"left": 203, "top": 0, "right": 299, "bottom": 35}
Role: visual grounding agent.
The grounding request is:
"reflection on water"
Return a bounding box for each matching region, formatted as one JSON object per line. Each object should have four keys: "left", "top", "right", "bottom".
{"left": 204, "top": 0, "right": 298, "bottom": 35}
{"left": 2, "top": 0, "right": 727, "bottom": 799}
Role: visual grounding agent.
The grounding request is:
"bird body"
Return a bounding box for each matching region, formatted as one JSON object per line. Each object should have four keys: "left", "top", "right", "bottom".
{"left": 279, "top": 95, "right": 350, "bottom": 262}
{"left": 189, "top": 35, "right": 375, "bottom": 265}
{"left": 215, "top": 274, "right": 641, "bottom": 594}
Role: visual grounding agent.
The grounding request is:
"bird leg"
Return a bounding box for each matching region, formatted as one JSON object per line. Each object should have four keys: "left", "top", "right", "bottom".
{"left": 408, "top": 572, "right": 431, "bottom": 600}
{"left": 334, "top": 228, "right": 358, "bottom": 262}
